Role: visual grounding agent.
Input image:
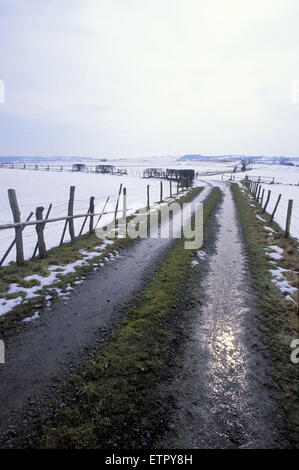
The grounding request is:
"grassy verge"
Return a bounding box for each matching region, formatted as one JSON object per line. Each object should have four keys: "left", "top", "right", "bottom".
{"left": 0, "top": 189, "right": 201, "bottom": 336}
{"left": 29, "top": 187, "right": 221, "bottom": 449}
{"left": 231, "top": 183, "right": 299, "bottom": 447}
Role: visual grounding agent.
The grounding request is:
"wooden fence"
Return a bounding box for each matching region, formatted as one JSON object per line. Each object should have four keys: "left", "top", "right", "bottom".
{"left": 244, "top": 176, "right": 295, "bottom": 238}
{"left": 0, "top": 180, "right": 186, "bottom": 267}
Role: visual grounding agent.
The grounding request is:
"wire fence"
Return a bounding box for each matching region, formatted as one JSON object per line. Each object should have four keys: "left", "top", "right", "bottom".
{"left": 0, "top": 178, "right": 189, "bottom": 267}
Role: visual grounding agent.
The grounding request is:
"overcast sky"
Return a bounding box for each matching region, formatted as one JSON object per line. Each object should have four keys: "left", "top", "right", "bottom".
{"left": 0, "top": 0, "right": 299, "bottom": 158}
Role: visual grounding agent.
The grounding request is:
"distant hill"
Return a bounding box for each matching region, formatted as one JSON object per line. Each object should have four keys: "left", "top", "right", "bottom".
{"left": 179, "top": 154, "right": 258, "bottom": 161}
{"left": 0, "top": 156, "right": 107, "bottom": 163}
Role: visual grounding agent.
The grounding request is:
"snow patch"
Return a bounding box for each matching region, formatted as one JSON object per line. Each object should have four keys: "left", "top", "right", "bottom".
{"left": 197, "top": 250, "right": 207, "bottom": 260}
{"left": 265, "top": 245, "right": 284, "bottom": 260}
{"left": 0, "top": 296, "right": 24, "bottom": 317}
{"left": 271, "top": 278, "right": 297, "bottom": 295}
{"left": 22, "top": 311, "right": 40, "bottom": 323}
{"left": 269, "top": 264, "right": 297, "bottom": 301}
{"left": 264, "top": 226, "right": 275, "bottom": 234}
{"left": 284, "top": 295, "right": 296, "bottom": 304}
{"left": 0, "top": 239, "right": 116, "bottom": 317}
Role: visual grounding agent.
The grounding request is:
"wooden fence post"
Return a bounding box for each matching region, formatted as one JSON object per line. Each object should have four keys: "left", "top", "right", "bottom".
{"left": 89, "top": 196, "right": 95, "bottom": 233}
{"left": 284, "top": 200, "right": 293, "bottom": 238}
{"left": 68, "top": 186, "right": 76, "bottom": 243}
{"left": 123, "top": 187, "right": 127, "bottom": 218}
{"left": 260, "top": 189, "right": 265, "bottom": 207}
{"left": 257, "top": 185, "right": 261, "bottom": 203}
{"left": 160, "top": 181, "right": 163, "bottom": 202}
{"left": 79, "top": 206, "right": 90, "bottom": 237}
{"left": 32, "top": 203, "right": 52, "bottom": 258}
{"left": 170, "top": 180, "right": 172, "bottom": 198}
{"left": 177, "top": 181, "right": 179, "bottom": 194}
{"left": 35, "top": 207, "right": 47, "bottom": 258}
{"left": 270, "top": 194, "right": 281, "bottom": 222}
{"left": 146, "top": 185, "right": 150, "bottom": 210}
{"left": 8, "top": 189, "right": 24, "bottom": 265}
{"left": 263, "top": 190, "right": 271, "bottom": 214}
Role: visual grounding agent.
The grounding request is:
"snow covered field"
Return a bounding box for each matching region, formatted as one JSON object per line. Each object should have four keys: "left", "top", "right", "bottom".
{"left": 0, "top": 169, "right": 165, "bottom": 265}
{"left": 0, "top": 161, "right": 298, "bottom": 265}
{"left": 242, "top": 165, "right": 299, "bottom": 239}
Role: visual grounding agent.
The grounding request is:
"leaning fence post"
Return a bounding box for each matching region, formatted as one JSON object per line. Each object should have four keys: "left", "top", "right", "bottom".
{"left": 0, "top": 211, "right": 33, "bottom": 267}
{"left": 160, "top": 181, "right": 163, "bottom": 202}
{"left": 260, "top": 189, "right": 265, "bottom": 207}
{"left": 35, "top": 206, "right": 47, "bottom": 258}
{"left": 284, "top": 200, "right": 293, "bottom": 238}
{"left": 8, "top": 189, "right": 24, "bottom": 265}
{"left": 263, "top": 190, "right": 271, "bottom": 214}
{"left": 95, "top": 196, "right": 110, "bottom": 229}
{"left": 270, "top": 194, "right": 281, "bottom": 222}
{"left": 89, "top": 196, "right": 95, "bottom": 233}
{"left": 114, "top": 183, "right": 123, "bottom": 221}
{"left": 60, "top": 219, "right": 68, "bottom": 245}
{"left": 79, "top": 206, "right": 90, "bottom": 237}
{"left": 68, "top": 186, "right": 76, "bottom": 243}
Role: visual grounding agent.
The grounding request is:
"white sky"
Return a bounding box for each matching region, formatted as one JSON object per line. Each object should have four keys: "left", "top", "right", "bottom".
{"left": 0, "top": 0, "right": 299, "bottom": 158}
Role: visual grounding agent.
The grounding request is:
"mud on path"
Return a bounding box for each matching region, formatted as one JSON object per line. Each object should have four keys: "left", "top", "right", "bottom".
{"left": 157, "top": 182, "right": 290, "bottom": 449}
{"left": 0, "top": 185, "right": 212, "bottom": 443}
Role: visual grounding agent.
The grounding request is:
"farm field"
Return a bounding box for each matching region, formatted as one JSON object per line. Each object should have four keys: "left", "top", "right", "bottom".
{"left": 1, "top": 161, "right": 298, "bottom": 265}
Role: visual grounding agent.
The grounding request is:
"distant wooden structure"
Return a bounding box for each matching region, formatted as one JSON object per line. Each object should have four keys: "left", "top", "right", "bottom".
{"left": 72, "top": 163, "right": 87, "bottom": 172}
{"left": 96, "top": 164, "right": 114, "bottom": 174}
{"left": 95, "top": 165, "right": 127, "bottom": 176}
{"left": 143, "top": 168, "right": 195, "bottom": 187}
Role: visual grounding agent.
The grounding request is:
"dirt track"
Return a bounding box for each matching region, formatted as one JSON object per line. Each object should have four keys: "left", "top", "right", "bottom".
{"left": 157, "top": 182, "right": 289, "bottom": 449}
{"left": 0, "top": 185, "right": 211, "bottom": 443}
